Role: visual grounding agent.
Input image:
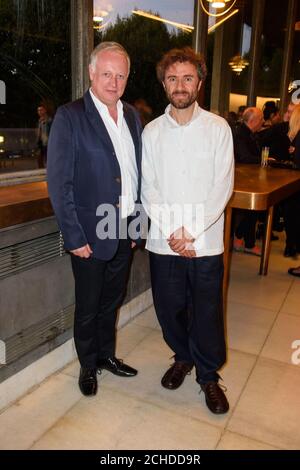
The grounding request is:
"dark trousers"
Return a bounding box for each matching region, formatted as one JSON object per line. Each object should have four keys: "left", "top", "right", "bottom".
{"left": 70, "top": 239, "right": 132, "bottom": 368}
{"left": 235, "top": 210, "right": 258, "bottom": 248}
{"left": 149, "top": 252, "right": 226, "bottom": 384}
{"left": 283, "top": 191, "right": 300, "bottom": 249}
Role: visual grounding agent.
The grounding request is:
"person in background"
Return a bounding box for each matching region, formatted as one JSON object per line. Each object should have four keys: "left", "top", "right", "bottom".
{"left": 237, "top": 105, "right": 246, "bottom": 122}
{"left": 232, "top": 107, "right": 263, "bottom": 255}
{"left": 259, "top": 101, "right": 296, "bottom": 161}
{"left": 226, "top": 111, "right": 238, "bottom": 130}
{"left": 283, "top": 104, "right": 300, "bottom": 262}
{"left": 47, "top": 42, "right": 142, "bottom": 397}
{"left": 133, "top": 98, "right": 153, "bottom": 128}
{"left": 142, "top": 47, "right": 234, "bottom": 415}
{"left": 261, "top": 101, "right": 281, "bottom": 130}
{"left": 36, "top": 102, "right": 52, "bottom": 168}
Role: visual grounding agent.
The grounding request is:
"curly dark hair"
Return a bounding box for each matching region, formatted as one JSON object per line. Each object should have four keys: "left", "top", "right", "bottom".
{"left": 156, "top": 47, "right": 207, "bottom": 83}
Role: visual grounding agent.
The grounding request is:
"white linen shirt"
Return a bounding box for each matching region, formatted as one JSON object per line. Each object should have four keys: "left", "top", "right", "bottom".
{"left": 141, "top": 103, "right": 234, "bottom": 257}
{"left": 90, "top": 89, "right": 138, "bottom": 218}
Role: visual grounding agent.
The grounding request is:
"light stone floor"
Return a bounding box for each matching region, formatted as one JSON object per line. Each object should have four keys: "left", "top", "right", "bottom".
{"left": 1, "top": 233, "right": 300, "bottom": 450}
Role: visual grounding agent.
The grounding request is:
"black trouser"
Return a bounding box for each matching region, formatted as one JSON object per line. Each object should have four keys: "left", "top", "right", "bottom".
{"left": 283, "top": 191, "right": 300, "bottom": 249}
{"left": 235, "top": 210, "right": 258, "bottom": 248}
{"left": 70, "top": 239, "right": 132, "bottom": 368}
{"left": 149, "top": 252, "right": 226, "bottom": 384}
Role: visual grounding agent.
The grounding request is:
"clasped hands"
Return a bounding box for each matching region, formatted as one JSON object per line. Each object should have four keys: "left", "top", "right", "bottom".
{"left": 168, "top": 226, "right": 196, "bottom": 258}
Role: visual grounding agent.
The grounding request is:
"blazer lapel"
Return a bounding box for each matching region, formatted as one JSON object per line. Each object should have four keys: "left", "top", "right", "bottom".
{"left": 83, "top": 91, "right": 115, "bottom": 153}
{"left": 123, "top": 102, "right": 141, "bottom": 171}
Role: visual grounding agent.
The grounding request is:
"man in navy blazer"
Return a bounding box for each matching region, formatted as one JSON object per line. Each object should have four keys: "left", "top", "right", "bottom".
{"left": 47, "top": 42, "right": 142, "bottom": 396}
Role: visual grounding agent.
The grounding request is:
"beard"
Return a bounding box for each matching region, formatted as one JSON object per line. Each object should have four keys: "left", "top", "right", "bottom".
{"left": 167, "top": 89, "right": 199, "bottom": 109}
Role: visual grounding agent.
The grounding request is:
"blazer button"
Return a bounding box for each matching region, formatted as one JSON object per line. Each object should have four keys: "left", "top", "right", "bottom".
{"left": 115, "top": 177, "right": 121, "bottom": 183}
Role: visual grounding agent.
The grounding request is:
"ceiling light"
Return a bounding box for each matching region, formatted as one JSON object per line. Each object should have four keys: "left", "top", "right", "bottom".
{"left": 212, "top": 2, "right": 226, "bottom": 7}
{"left": 208, "top": 0, "right": 231, "bottom": 7}
{"left": 228, "top": 55, "right": 249, "bottom": 75}
{"left": 200, "top": 0, "right": 237, "bottom": 17}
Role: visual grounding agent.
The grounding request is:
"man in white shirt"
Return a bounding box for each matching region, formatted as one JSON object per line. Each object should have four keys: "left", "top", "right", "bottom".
{"left": 142, "top": 47, "right": 234, "bottom": 414}
{"left": 48, "top": 42, "right": 142, "bottom": 397}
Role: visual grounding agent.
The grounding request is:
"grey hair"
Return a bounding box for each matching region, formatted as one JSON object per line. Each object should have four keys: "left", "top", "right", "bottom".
{"left": 243, "top": 107, "right": 261, "bottom": 123}
{"left": 90, "top": 41, "right": 130, "bottom": 73}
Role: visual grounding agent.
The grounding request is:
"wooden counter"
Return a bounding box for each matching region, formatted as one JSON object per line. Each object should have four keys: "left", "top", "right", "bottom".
{"left": 0, "top": 181, "right": 53, "bottom": 229}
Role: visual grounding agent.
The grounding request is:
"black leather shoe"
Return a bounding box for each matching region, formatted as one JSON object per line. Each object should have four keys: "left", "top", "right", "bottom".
{"left": 97, "top": 357, "right": 137, "bottom": 377}
{"left": 200, "top": 381, "right": 229, "bottom": 414}
{"left": 288, "top": 267, "right": 300, "bottom": 278}
{"left": 79, "top": 367, "right": 97, "bottom": 396}
{"left": 161, "top": 361, "right": 193, "bottom": 390}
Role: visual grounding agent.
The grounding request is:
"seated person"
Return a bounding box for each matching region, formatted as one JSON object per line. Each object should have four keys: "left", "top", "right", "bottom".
{"left": 232, "top": 107, "right": 264, "bottom": 255}
{"left": 233, "top": 107, "right": 263, "bottom": 164}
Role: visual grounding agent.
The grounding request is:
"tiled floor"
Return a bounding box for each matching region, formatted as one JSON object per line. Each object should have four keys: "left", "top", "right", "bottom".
{"left": 1, "top": 234, "right": 300, "bottom": 450}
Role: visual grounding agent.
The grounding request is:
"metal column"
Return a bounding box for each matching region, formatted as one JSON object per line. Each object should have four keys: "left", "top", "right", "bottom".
{"left": 279, "top": 0, "right": 297, "bottom": 115}
{"left": 71, "top": 0, "right": 94, "bottom": 100}
{"left": 246, "top": 0, "right": 265, "bottom": 107}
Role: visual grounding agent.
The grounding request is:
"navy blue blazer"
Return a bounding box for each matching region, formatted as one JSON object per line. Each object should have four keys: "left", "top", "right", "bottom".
{"left": 47, "top": 91, "right": 142, "bottom": 260}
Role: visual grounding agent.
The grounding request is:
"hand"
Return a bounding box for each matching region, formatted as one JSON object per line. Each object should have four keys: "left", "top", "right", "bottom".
{"left": 70, "top": 244, "right": 93, "bottom": 258}
{"left": 131, "top": 241, "right": 136, "bottom": 249}
{"left": 168, "top": 227, "right": 196, "bottom": 257}
{"left": 289, "top": 146, "right": 295, "bottom": 154}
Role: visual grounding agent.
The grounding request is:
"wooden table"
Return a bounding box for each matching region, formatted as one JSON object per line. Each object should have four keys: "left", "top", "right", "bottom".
{"left": 223, "top": 164, "right": 300, "bottom": 297}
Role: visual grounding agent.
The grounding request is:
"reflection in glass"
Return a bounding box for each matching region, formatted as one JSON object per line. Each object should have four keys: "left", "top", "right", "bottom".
{"left": 0, "top": 0, "right": 71, "bottom": 174}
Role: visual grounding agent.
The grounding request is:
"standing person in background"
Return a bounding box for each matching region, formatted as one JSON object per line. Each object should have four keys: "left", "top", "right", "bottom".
{"left": 36, "top": 103, "right": 52, "bottom": 168}
{"left": 283, "top": 104, "right": 300, "bottom": 263}
{"left": 142, "top": 47, "right": 234, "bottom": 415}
{"left": 47, "top": 42, "right": 142, "bottom": 397}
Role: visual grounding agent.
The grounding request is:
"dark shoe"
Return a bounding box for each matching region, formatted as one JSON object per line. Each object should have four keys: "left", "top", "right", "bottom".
{"left": 79, "top": 367, "right": 97, "bottom": 396}
{"left": 288, "top": 267, "right": 300, "bottom": 278}
{"left": 200, "top": 381, "right": 229, "bottom": 414}
{"left": 161, "top": 361, "right": 193, "bottom": 390}
{"left": 97, "top": 357, "right": 137, "bottom": 377}
{"left": 284, "top": 246, "right": 297, "bottom": 257}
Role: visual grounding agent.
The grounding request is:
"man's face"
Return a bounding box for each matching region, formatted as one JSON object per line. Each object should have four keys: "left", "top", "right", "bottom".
{"left": 163, "top": 61, "right": 201, "bottom": 110}
{"left": 37, "top": 106, "right": 46, "bottom": 118}
{"left": 89, "top": 50, "right": 129, "bottom": 108}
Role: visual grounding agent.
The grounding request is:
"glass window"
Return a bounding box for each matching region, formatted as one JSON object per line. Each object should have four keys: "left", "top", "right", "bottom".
{"left": 93, "top": 0, "right": 194, "bottom": 119}
{"left": 0, "top": 0, "right": 71, "bottom": 175}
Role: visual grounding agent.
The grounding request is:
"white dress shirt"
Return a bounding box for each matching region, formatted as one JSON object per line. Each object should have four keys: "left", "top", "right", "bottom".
{"left": 141, "top": 102, "right": 234, "bottom": 257}
{"left": 90, "top": 89, "right": 138, "bottom": 218}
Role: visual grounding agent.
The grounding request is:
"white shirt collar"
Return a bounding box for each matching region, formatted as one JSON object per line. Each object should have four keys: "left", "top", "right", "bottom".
{"left": 89, "top": 88, "right": 123, "bottom": 119}
{"left": 165, "top": 101, "right": 202, "bottom": 128}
